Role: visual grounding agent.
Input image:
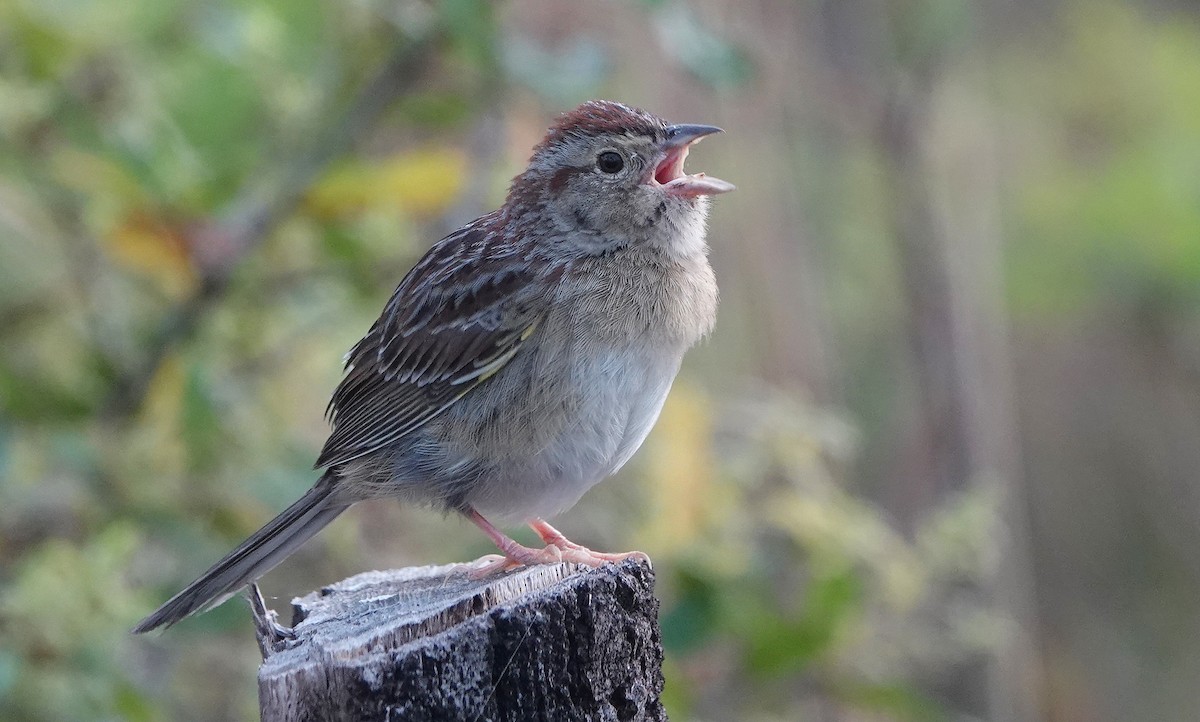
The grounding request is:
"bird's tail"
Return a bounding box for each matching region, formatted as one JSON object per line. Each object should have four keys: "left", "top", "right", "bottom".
{"left": 133, "top": 473, "right": 349, "bottom": 634}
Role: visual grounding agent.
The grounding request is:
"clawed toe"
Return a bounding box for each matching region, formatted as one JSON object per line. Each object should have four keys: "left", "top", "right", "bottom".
{"left": 463, "top": 509, "right": 652, "bottom": 579}
{"left": 558, "top": 547, "right": 651, "bottom": 568}
{"left": 467, "top": 546, "right": 651, "bottom": 579}
{"left": 466, "top": 544, "right": 565, "bottom": 578}
{"left": 529, "top": 518, "right": 650, "bottom": 568}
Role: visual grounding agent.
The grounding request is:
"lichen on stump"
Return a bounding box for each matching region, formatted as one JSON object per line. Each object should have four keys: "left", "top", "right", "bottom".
{"left": 257, "top": 559, "right": 666, "bottom": 721}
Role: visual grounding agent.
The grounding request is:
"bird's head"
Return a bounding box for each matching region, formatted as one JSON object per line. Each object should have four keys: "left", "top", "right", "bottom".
{"left": 508, "top": 100, "right": 734, "bottom": 255}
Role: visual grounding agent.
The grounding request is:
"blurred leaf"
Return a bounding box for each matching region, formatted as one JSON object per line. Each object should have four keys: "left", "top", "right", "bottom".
{"left": 1, "top": 11, "right": 71, "bottom": 80}
{"left": 48, "top": 146, "right": 146, "bottom": 203}
{"left": 652, "top": 2, "right": 752, "bottom": 88}
{"left": 440, "top": 0, "right": 496, "bottom": 67}
{"left": 838, "top": 682, "right": 946, "bottom": 722}
{"left": 308, "top": 147, "right": 466, "bottom": 220}
{"left": 182, "top": 361, "right": 223, "bottom": 473}
{"left": 0, "top": 367, "right": 95, "bottom": 422}
{"left": 395, "top": 92, "right": 473, "bottom": 128}
{"left": 115, "top": 682, "right": 159, "bottom": 722}
{"left": 377, "top": 148, "right": 467, "bottom": 216}
{"left": 660, "top": 566, "right": 722, "bottom": 652}
{"left": 916, "top": 484, "right": 1001, "bottom": 579}
{"left": 0, "top": 423, "right": 9, "bottom": 480}
{"left": 0, "top": 77, "right": 56, "bottom": 138}
{"left": 318, "top": 222, "right": 374, "bottom": 266}
{"left": 162, "top": 48, "right": 265, "bottom": 202}
{"left": 502, "top": 36, "right": 610, "bottom": 105}
{"left": 9, "top": 0, "right": 180, "bottom": 51}
{"left": 658, "top": 655, "right": 694, "bottom": 721}
{"left": 106, "top": 210, "right": 199, "bottom": 298}
{"left": 747, "top": 565, "right": 862, "bottom": 675}
{"left": 1, "top": 523, "right": 147, "bottom": 719}
{"left": 137, "top": 352, "right": 187, "bottom": 472}
{"left": 308, "top": 161, "right": 384, "bottom": 218}
{"left": 1005, "top": 1, "right": 1200, "bottom": 316}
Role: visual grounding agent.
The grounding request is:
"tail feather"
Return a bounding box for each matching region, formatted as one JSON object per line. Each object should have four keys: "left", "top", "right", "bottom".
{"left": 133, "top": 475, "right": 348, "bottom": 634}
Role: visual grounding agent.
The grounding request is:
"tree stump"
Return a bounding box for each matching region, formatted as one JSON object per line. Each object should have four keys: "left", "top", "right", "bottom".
{"left": 256, "top": 559, "right": 666, "bottom": 721}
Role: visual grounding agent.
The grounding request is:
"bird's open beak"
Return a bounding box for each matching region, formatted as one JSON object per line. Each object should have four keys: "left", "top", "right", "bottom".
{"left": 652, "top": 124, "right": 735, "bottom": 197}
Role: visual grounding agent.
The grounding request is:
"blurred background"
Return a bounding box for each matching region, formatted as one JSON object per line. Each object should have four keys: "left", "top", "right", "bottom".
{"left": 2, "top": 0, "right": 1198, "bottom": 719}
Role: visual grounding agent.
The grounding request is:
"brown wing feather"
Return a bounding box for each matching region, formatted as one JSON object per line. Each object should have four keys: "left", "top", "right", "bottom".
{"left": 315, "top": 214, "right": 558, "bottom": 469}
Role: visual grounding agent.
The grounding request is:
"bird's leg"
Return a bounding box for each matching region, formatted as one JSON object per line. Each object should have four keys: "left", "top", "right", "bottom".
{"left": 465, "top": 508, "right": 564, "bottom": 577}
{"left": 529, "top": 518, "right": 650, "bottom": 567}
{"left": 527, "top": 517, "right": 579, "bottom": 549}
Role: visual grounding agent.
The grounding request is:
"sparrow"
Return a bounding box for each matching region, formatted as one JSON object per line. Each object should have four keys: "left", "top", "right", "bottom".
{"left": 134, "top": 100, "right": 733, "bottom": 633}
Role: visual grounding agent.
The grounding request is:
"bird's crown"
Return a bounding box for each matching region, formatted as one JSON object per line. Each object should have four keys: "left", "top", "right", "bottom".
{"left": 536, "top": 100, "right": 666, "bottom": 152}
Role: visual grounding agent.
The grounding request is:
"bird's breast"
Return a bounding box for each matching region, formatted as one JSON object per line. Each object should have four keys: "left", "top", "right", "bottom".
{"left": 558, "top": 247, "right": 719, "bottom": 349}
{"left": 424, "top": 248, "right": 717, "bottom": 520}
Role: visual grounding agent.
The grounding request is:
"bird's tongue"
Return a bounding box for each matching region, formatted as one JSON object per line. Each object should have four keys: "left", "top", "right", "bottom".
{"left": 654, "top": 146, "right": 686, "bottom": 185}
{"left": 655, "top": 146, "right": 735, "bottom": 197}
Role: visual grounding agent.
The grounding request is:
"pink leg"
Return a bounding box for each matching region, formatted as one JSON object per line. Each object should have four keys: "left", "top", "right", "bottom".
{"left": 467, "top": 508, "right": 564, "bottom": 569}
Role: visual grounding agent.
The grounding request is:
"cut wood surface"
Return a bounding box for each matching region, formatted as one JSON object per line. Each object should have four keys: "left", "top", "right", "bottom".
{"left": 257, "top": 559, "right": 666, "bottom": 721}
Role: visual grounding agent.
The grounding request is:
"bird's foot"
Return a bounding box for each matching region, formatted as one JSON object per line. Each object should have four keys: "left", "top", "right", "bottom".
{"left": 464, "top": 514, "right": 651, "bottom": 578}
{"left": 466, "top": 542, "right": 564, "bottom": 578}
{"left": 467, "top": 542, "right": 648, "bottom": 579}
{"left": 530, "top": 517, "right": 651, "bottom": 567}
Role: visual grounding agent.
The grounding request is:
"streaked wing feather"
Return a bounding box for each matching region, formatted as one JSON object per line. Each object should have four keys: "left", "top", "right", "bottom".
{"left": 316, "top": 217, "right": 557, "bottom": 469}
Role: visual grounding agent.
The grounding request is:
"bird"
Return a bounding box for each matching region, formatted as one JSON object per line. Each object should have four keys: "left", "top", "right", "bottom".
{"left": 133, "top": 100, "right": 734, "bottom": 633}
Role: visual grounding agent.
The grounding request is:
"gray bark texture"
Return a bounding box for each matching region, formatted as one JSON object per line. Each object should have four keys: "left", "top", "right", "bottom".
{"left": 257, "top": 559, "right": 666, "bottom": 722}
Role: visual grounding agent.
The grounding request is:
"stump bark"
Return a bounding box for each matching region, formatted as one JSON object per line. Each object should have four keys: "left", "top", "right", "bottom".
{"left": 257, "top": 559, "right": 666, "bottom": 721}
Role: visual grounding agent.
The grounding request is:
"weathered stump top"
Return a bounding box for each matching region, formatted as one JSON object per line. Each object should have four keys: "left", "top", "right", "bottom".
{"left": 258, "top": 560, "right": 665, "bottom": 721}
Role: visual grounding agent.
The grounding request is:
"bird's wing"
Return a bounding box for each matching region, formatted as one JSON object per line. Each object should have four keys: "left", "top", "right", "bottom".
{"left": 315, "top": 217, "right": 561, "bottom": 469}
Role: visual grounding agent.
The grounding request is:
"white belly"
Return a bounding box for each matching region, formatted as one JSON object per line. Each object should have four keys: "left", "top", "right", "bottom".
{"left": 465, "top": 348, "right": 680, "bottom": 521}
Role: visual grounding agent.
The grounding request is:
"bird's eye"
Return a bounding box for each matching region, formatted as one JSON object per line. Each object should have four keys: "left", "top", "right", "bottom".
{"left": 596, "top": 151, "right": 624, "bottom": 174}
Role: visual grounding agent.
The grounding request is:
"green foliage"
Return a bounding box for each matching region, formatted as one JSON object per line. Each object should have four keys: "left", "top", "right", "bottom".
{"left": 502, "top": 36, "right": 610, "bottom": 106}
{"left": 648, "top": 1, "right": 751, "bottom": 89}
{"left": 441, "top": 0, "right": 498, "bottom": 67}
{"left": 0, "top": 524, "right": 156, "bottom": 720}
{"left": 745, "top": 565, "right": 863, "bottom": 675}
{"left": 641, "top": 391, "right": 1000, "bottom": 719}
{"left": 1003, "top": 1, "right": 1200, "bottom": 316}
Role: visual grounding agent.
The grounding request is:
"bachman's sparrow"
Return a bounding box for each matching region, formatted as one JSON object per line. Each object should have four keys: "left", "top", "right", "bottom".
{"left": 135, "top": 100, "right": 733, "bottom": 633}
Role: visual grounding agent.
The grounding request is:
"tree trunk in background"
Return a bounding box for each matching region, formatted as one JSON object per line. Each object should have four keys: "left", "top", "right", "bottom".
{"left": 818, "top": 2, "right": 1043, "bottom": 719}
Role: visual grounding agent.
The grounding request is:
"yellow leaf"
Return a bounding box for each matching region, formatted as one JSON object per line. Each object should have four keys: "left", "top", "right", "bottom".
{"left": 306, "top": 160, "right": 375, "bottom": 219}
{"left": 48, "top": 146, "right": 145, "bottom": 203}
{"left": 307, "top": 147, "right": 466, "bottom": 220}
{"left": 374, "top": 148, "right": 466, "bottom": 217}
{"left": 140, "top": 352, "right": 185, "bottom": 434}
{"left": 106, "top": 211, "right": 198, "bottom": 298}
